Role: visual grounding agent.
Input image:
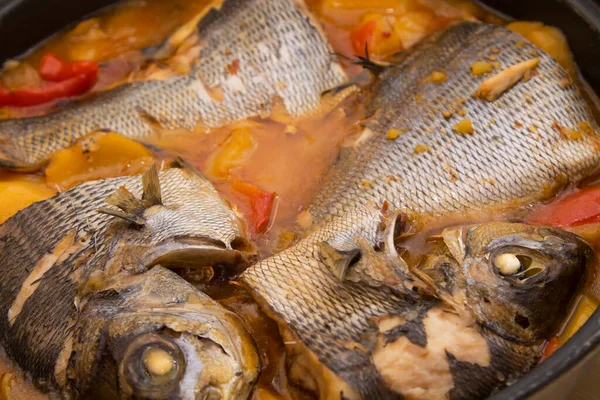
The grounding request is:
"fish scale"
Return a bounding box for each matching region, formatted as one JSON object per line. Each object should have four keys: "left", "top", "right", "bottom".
{"left": 242, "top": 22, "right": 600, "bottom": 399}
{"left": 309, "top": 22, "right": 600, "bottom": 221}
{"left": 0, "top": 0, "right": 347, "bottom": 169}
{"left": 0, "top": 165, "right": 258, "bottom": 397}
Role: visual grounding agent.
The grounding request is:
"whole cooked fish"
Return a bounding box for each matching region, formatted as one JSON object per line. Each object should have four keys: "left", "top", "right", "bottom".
{"left": 243, "top": 207, "right": 591, "bottom": 399}
{"left": 311, "top": 21, "right": 600, "bottom": 220}
{"left": 0, "top": 162, "right": 259, "bottom": 398}
{"left": 242, "top": 21, "right": 600, "bottom": 399}
{"left": 0, "top": 0, "right": 348, "bottom": 170}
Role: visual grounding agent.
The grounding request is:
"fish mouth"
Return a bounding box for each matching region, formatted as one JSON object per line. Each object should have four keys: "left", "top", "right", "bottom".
{"left": 145, "top": 236, "right": 257, "bottom": 272}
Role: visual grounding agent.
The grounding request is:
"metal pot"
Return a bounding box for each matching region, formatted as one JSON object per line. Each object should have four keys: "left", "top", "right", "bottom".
{"left": 0, "top": 0, "right": 598, "bottom": 398}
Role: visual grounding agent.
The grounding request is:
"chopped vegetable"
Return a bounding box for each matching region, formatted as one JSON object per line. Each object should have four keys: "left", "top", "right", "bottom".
{"left": 527, "top": 187, "right": 600, "bottom": 227}
{"left": 206, "top": 128, "right": 257, "bottom": 180}
{"left": 231, "top": 179, "right": 276, "bottom": 233}
{"left": 474, "top": 58, "right": 539, "bottom": 101}
{"left": 45, "top": 132, "right": 153, "bottom": 190}
{"left": 452, "top": 118, "right": 474, "bottom": 134}
{"left": 0, "top": 176, "right": 55, "bottom": 224}
{"left": 507, "top": 22, "right": 575, "bottom": 75}
{"left": 350, "top": 19, "right": 378, "bottom": 57}
{"left": 0, "top": 53, "right": 98, "bottom": 107}
{"left": 39, "top": 52, "right": 99, "bottom": 82}
{"left": 471, "top": 61, "right": 494, "bottom": 76}
{"left": 541, "top": 337, "right": 560, "bottom": 360}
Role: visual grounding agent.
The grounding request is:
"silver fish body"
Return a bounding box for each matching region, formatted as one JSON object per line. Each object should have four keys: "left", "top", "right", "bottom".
{"left": 242, "top": 22, "right": 599, "bottom": 399}
{"left": 0, "top": 163, "right": 259, "bottom": 398}
{"left": 0, "top": 0, "right": 347, "bottom": 170}
{"left": 311, "top": 21, "right": 600, "bottom": 221}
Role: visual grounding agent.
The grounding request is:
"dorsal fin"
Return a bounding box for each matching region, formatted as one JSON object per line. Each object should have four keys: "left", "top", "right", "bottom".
{"left": 142, "top": 164, "right": 162, "bottom": 205}
{"left": 97, "top": 164, "right": 162, "bottom": 225}
{"left": 105, "top": 186, "right": 146, "bottom": 215}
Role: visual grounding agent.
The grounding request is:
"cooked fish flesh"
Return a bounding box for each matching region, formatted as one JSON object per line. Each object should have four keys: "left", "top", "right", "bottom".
{"left": 311, "top": 21, "right": 600, "bottom": 221}
{"left": 0, "top": 162, "right": 258, "bottom": 398}
{"left": 242, "top": 21, "right": 599, "bottom": 399}
{"left": 0, "top": 0, "right": 347, "bottom": 170}
{"left": 243, "top": 207, "right": 591, "bottom": 399}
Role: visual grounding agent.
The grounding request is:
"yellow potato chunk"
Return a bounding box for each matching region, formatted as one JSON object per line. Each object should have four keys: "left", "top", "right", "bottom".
{"left": 45, "top": 132, "right": 154, "bottom": 190}
{"left": 558, "top": 295, "right": 598, "bottom": 345}
{"left": 507, "top": 21, "right": 575, "bottom": 75}
{"left": 0, "top": 174, "right": 55, "bottom": 224}
{"left": 206, "top": 128, "right": 257, "bottom": 180}
{"left": 393, "top": 10, "right": 435, "bottom": 49}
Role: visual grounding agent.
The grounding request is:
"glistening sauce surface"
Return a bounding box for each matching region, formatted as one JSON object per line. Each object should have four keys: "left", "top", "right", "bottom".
{"left": 0, "top": 0, "right": 598, "bottom": 398}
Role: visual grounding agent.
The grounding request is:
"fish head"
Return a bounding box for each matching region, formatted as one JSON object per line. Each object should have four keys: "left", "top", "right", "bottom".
{"left": 98, "top": 161, "right": 257, "bottom": 279}
{"left": 418, "top": 222, "right": 591, "bottom": 343}
{"left": 77, "top": 267, "right": 259, "bottom": 399}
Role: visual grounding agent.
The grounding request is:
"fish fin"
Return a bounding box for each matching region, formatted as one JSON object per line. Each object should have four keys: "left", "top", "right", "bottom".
{"left": 317, "top": 241, "right": 361, "bottom": 281}
{"left": 105, "top": 186, "right": 146, "bottom": 214}
{"left": 142, "top": 164, "right": 162, "bottom": 205}
{"left": 97, "top": 207, "right": 146, "bottom": 226}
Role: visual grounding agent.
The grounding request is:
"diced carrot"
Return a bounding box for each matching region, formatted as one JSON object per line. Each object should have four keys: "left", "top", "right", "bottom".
{"left": 45, "top": 132, "right": 153, "bottom": 190}
{"left": 231, "top": 179, "right": 276, "bottom": 233}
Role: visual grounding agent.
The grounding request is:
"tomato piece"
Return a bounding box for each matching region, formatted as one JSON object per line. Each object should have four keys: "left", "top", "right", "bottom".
{"left": 528, "top": 187, "right": 600, "bottom": 227}
{"left": 541, "top": 337, "right": 560, "bottom": 361}
{"left": 350, "top": 19, "right": 377, "bottom": 56}
{"left": 0, "top": 71, "right": 97, "bottom": 107}
{"left": 231, "top": 179, "right": 276, "bottom": 233}
{"left": 39, "top": 52, "right": 99, "bottom": 82}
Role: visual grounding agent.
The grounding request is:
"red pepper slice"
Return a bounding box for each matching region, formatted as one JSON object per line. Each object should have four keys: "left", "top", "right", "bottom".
{"left": 0, "top": 72, "right": 97, "bottom": 107}
{"left": 39, "top": 52, "right": 98, "bottom": 82}
{"left": 231, "top": 179, "right": 276, "bottom": 233}
{"left": 541, "top": 336, "right": 560, "bottom": 361}
{"left": 527, "top": 187, "right": 600, "bottom": 227}
{"left": 350, "top": 19, "right": 377, "bottom": 57}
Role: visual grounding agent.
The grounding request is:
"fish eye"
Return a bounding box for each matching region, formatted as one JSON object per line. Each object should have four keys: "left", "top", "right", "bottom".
{"left": 492, "top": 252, "right": 544, "bottom": 280}
{"left": 121, "top": 333, "right": 185, "bottom": 397}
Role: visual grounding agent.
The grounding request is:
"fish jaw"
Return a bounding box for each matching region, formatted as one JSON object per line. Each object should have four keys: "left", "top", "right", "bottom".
{"left": 143, "top": 235, "right": 257, "bottom": 272}
{"left": 73, "top": 267, "right": 259, "bottom": 400}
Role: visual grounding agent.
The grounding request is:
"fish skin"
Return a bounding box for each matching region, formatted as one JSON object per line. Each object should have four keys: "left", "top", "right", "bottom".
{"left": 310, "top": 22, "right": 600, "bottom": 222}
{"left": 0, "top": 163, "right": 258, "bottom": 398}
{"left": 242, "top": 22, "right": 599, "bottom": 399}
{"left": 0, "top": 0, "right": 347, "bottom": 170}
{"left": 243, "top": 210, "right": 591, "bottom": 399}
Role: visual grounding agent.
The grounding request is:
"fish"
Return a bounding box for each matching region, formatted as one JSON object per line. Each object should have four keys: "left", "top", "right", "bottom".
{"left": 310, "top": 21, "right": 600, "bottom": 221}
{"left": 0, "top": 0, "right": 348, "bottom": 170}
{"left": 241, "top": 21, "right": 600, "bottom": 399}
{"left": 243, "top": 208, "right": 591, "bottom": 399}
{"left": 0, "top": 161, "right": 259, "bottom": 398}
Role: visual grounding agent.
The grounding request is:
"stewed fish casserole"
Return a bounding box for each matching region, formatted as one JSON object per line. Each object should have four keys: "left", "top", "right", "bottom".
{"left": 0, "top": 0, "right": 599, "bottom": 399}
